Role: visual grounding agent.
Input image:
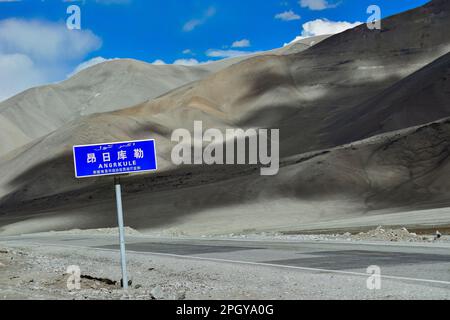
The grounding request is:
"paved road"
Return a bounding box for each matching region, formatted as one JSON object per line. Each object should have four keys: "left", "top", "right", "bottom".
{"left": 1, "top": 234, "right": 450, "bottom": 288}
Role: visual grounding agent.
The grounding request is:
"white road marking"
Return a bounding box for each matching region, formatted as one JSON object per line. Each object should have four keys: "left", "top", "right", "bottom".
{"left": 5, "top": 240, "right": 450, "bottom": 286}
{"left": 122, "top": 251, "right": 450, "bottom": 286}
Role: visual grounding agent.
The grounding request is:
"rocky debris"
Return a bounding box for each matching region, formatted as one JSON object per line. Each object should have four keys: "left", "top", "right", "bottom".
{"left": 81, "top": 275, "right": 118, "bottom": 287}
{"left": 351, "top": 227, "right": 427, "bottom": 242}
{"left": 150, "top": 285, "right": 186, "bottom": 300}
{"left": 0, "top": 245, "right": 151, "bottom": 300}
{"left": 0, "top": 243, "right": 194, "bottom": 300}
{"left": 49, "top": 274, "right": 118, "bottom": 292}
{"left": 174, "top": 291, "right": 187, "bottom": 300}
{"left": 65, "top": 287, "right": 156, "bottom": 300}
{"left": 0, "top": 248, "right": 7, "bottom": 268}
{"left": 50, "top": 227, "right": 141, "bottom": 236}
{"left": 216, "top": 227, "right": 449, "bottom": 243}
{"left": 150, "top": 285, "right": 165, "bottom": 299}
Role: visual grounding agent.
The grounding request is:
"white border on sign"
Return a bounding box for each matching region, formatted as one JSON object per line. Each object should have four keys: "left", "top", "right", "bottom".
{"left": 73, "top": 139, "right": 158, "bottom": 179}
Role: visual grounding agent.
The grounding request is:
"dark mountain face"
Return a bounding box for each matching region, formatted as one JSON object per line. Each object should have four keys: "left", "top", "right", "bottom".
{"left": 324, "top": 52, "right": 450, "bottom": 147}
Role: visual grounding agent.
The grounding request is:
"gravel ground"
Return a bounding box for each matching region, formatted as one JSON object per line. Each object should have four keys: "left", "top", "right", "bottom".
{"left": 65, "top": 226, "right": 449, "bottom": 244}
{"left": 208, "top": 226, "right": 450, "bottom": 244}
{"left": 0, "top": 240, "right": 449, "bottom": 300}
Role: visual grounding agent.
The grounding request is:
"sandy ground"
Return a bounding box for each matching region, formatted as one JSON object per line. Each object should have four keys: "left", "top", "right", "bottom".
{"left": 1, "top": 231, "right": 450, "bottom": 300}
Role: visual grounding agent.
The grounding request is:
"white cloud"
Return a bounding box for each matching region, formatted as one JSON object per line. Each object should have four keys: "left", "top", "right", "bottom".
{"left": 299, "top": 0, "right": 339, "bottom": 11}
{"left": 0, "top": 18, "right": 101, "bottom": 61}
{"left": 152, "top": 59, "right": 167, "bottom": 65}
{"left": 152, "top": 58, "right": 215, "bottom": 66}
{"left": 232, "top": 39, "right": 251, "bottom": 48}
{"left": 0, "top": 18, "right": 101, "bottom": 102}
{"left": 183, "top": 19, "right": 202, "bottom": 32}
{"left": 275, "top": 10, "right": 301, "bottom": 21}
{"left": 206, "top": 49, "right": 256, "bottom": 59}
{"left": 301, "top": 19, "right": 362, "bottom": 37}
{"left": 183, "top": 7, "right": 216, "bottom": 32}
{"left": 173, "top": 58, "right": 201, "bottom": 66}
{"left": 182, "top": 49, "right": 194, "bottom": 55}
{"left": 0, "top": 53, "right": 46, "bottom": 101}
{"left": 286, "top": 19, "right": 362, "bottom": 45}
{"left": 68, "top": 56, "right": 118, "bottom": 78}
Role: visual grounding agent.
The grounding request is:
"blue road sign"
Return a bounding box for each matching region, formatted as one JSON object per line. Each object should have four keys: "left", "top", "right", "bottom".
{"left": 73, "top": 139, "right": 157, "bottom": 179}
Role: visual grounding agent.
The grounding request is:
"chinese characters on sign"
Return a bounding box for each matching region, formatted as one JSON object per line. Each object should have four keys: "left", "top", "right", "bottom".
{"left": 73, "top": 140, "right": 157, "bottom": 178}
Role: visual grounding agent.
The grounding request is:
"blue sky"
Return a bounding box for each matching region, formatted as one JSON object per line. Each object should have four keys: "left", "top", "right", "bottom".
{"left": 0, "top": 0, "right": 430, "bottom": 101}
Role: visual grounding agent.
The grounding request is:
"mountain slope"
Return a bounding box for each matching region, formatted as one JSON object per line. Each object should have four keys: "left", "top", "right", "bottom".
{"left": 0, "top": 60, "right": 210, "bottom": 156}
{"left": 0, "top": 36, "right": 330, "bottom": 157}
{"left": 1, "top": 117, "right": 450, "bottom": 235}
{"left": 325, "top": 52, "right": 450, "bottom": 146}
{"left": 1, "top": 0, "right": 450, "bottom": 235}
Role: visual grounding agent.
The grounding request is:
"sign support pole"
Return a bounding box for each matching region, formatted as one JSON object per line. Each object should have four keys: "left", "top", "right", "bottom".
{"left": 73, "top": 140, "right": 157, "bottom": 290}
{"left": 114, "top": 176, "right": 129, "bottom": 290}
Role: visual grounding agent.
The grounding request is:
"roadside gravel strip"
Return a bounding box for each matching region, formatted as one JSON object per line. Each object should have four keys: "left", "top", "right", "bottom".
{"left": 0, "top": 241, "right": 449, "bottom": 300}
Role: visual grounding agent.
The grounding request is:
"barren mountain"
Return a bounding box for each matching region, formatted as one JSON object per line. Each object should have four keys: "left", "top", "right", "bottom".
{"left": 0, "top": 36, "right": 329, "bottom": 157}
{"left": 0, "top": 0, "right": 449, "bottom": 235}
{"left": 0, "top": 60, "right": 209, "bottom": 156}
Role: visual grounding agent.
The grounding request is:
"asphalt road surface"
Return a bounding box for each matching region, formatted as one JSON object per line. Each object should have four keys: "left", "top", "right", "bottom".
{"left": 1, "top": 234, "right": 450, "bottom": 289}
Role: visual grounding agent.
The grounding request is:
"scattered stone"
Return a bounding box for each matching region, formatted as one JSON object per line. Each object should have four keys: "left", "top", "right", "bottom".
{"left": 435, "top": 231, "right": 442, "bottom": 240}
{"left": 135, "top": 284, "right": 142, "bottom": 289}
{"left": 173, "top": 291, "right": 186, "bottom": 300}
{"left": 350, "top": 226, "right": 424, "bottom": 242}
{"left": 151, "top": 286, "right": 165, "bottom": 299}
{"left": 54, "top": 227, "right": 141, "bottom": 236}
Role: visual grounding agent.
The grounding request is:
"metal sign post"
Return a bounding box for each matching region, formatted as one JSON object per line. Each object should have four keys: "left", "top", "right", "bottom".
{"left": 73, "top": 139, "right": 157, "bottom": 290}
{"left": 114, "top": 176, "right": 128, "bottom": 290}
